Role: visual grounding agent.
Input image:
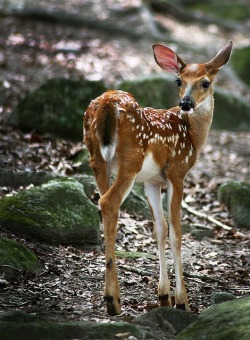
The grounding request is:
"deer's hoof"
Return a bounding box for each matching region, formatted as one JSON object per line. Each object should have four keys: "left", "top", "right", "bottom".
{"left": 159, "top": 294, "right": 172, "bottom": 307}
{"left": 176, "top": 303, "right": 191, "bottom": 312}
{"left": 104, "top": 296, "right": 121, "bottom": 316}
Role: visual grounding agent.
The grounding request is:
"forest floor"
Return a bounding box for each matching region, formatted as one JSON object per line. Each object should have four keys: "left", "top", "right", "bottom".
{"left": 0, "top": 0, "right": 249, "bottom": 324}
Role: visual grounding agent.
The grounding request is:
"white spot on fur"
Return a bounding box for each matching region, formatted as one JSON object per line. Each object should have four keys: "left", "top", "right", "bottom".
{"left": 188, "top": 64, "right": 199, "bottom": 72}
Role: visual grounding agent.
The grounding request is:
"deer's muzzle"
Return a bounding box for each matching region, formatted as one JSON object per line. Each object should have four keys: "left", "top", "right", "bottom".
{"left": 179, "top": 96, "right": 195, "bottom": 112}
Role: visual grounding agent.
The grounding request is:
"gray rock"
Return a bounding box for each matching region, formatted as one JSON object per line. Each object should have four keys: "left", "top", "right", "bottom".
{"left": 10, "top": 78, "right": 107, "bottom": 141}
{"left": 218, "top": 181, "right": 250, "bottom": 229}
{"left": 177, "top": 296, "right": 250, "bottom": 340}
{"left": 0, "top": 178, "right": 100, "bottom": 246}
{"left": 135, "top": 307, "right": 198, "bottom": 339}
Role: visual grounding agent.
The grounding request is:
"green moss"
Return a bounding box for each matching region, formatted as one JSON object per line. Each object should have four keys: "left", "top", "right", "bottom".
{"left": 177, "top": 296, "right": 250, "bottom": 340}
{"left": 11, "top": 78, "right": 107, "bottom": 141}
{"left": 0, "top": 238, "right": 40, "bottom": 277}
{"left": 115, "top": 250, "right": 156, "bottom": 259}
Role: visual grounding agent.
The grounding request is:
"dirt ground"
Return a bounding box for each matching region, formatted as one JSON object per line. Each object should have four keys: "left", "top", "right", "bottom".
{"left": 0, "top": 0, "right": 249, "bottom": 323}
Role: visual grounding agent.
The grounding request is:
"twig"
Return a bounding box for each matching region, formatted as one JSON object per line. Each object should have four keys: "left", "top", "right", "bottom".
{"left": 182, "top": 200, "right": 232, "bottom": 231}
{"left": 120, "top": 264, "right": 153, "bottom": 277}
{"left": 183, "top": 271, "right": 225, "bottom": 284}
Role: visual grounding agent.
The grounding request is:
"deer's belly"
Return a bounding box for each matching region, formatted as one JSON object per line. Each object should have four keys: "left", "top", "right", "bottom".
{"left": 135, "top": 153, "right": 164, "bottom": 183}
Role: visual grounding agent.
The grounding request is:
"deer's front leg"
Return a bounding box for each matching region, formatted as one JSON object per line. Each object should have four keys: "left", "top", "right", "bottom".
{"left": 167, "top": 178, "right": 190, "bottom": 311}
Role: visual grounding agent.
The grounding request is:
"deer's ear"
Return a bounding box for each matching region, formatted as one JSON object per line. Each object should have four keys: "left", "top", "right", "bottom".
{"left": 152, "top": 44, "right": 186, "bottom": 73}
{"left": 206, "top": 40, "right": 233, "bottom": 71}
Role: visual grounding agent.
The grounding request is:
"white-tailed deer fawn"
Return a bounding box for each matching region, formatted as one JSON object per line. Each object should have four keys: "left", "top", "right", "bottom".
{"left": 84, "top": 41, "right": 233, "bottom": 315}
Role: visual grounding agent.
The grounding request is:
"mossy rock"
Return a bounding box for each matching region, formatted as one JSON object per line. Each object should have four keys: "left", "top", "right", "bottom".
{"left": 213, "top": 87, "right": 250, "bottom": 131}
{"left": 218, "top": 181, "right": 250, "bottom": 230}
{"left": 0, "top": 238, "right": 40, "bottom": 278}
{"left": 121, "top": 183, "right": 151, "bottom": 219}
{"left": 231, "top": 46, "right": 250, "bottom": 86}
{"left": 70, "top": 147, "right": 92, "bottom": 174}
{"left": 210, "top": 292, "right": 236, "bottom": 305}
{"left": 177, "top": 296, "right": 250, "bottom": 340}
{"left": 11, "top": 78, "right": 107, "bottom": 141}
{"left": 0, "top": 178, "right": 100, "bottom": 245}
{"left": 0, "top": 169, "right": 57, "bottom": 189}
{"left": 0, "top": 311, "right": 151, "bottom": 340}
{"left": 119, "top": 74, "right": 179, "bottom": 109}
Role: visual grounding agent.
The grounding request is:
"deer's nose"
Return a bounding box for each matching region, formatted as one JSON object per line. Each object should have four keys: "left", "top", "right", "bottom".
{"left": 179, "top": 96, "right": 194, "bottom": 112}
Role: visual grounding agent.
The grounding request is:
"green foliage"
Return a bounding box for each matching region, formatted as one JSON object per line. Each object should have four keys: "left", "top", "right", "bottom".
{"left": 186, "top": 1, "right": 250, "bottom": 22}
{"left": 231, "top": 46, "right": 250, "bottom": 86}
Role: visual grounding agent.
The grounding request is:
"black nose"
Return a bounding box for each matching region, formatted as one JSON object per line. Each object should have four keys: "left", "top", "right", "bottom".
{"left": 179, "top": 96, "right": 194, "bottom": 111}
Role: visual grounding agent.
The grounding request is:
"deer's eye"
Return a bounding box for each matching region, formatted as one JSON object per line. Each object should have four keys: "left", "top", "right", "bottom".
{"left": 202, "top": 81, "right": 210, "bottom": 89}
{"left": 176, "top": 79, "right": 182, "bottom": 87}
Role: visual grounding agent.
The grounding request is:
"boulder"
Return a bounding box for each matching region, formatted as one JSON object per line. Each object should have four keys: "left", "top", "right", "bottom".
{"left": 177, "top": 296, "right": 250, "bottom": 340}
{"left": 119, "top": 74, "right": 179, "bottom": 109}
{"left": 213, "top": 87, "right": 250, "bottom": 131}
{"left": 218, "top": 181, "right": 250, "bottom": 230}
{"left": 0, "top": 178, "right": 100, "bottom": 246}
{"left": 10, "top": 78, "right": 107, "bottom": 141}
{"left": 135, "top": 306, "right": 197, "bottom": 338}
{"left": 0, "top": 238, "right": 40, "bottom": 279}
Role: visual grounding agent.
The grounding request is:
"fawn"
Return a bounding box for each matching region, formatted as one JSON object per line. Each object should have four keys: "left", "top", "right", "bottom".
{"left": 84, "top": 41, "right": 233, "bottom": 315}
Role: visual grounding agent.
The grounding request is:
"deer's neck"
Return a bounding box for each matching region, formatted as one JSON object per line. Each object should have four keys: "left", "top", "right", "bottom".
{"left": 186, "top": 93, "right": 214, "bottom": 152}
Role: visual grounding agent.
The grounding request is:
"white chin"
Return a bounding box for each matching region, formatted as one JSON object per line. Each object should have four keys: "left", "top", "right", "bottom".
{"left": 181, "top": 108, "right": 194, "bottom": 115}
